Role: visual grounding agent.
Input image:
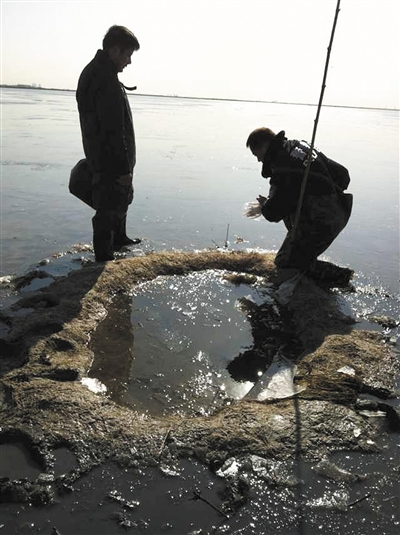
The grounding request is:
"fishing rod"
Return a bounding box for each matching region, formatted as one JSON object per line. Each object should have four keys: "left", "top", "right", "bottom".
{"left": 288, "top": 0, "right": 342, "bottom": 252}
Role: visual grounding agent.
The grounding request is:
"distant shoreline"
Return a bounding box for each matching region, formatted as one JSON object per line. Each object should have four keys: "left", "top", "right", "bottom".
{"left": 1, "top": 84, "right": 398, "bottom": 112}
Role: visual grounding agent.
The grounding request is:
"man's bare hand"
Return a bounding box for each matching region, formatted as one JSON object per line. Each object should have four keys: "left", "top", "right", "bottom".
{"left": 117, "top": 173, "right": 132, "bottom": 186}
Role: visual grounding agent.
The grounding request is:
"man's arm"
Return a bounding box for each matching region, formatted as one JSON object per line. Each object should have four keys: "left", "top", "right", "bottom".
{"left": 96, "top": 75, "right": 131, "bottom": 176}
{"left": 260, "top": 175, "right": 300, "bottom": 223}
{"left": 117, "top": 173, "right": 132, "bottom": 185}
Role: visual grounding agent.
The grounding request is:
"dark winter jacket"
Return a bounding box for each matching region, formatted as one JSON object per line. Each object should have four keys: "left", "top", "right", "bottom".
{"left": 261, "top": 131, "right": 351, "bottom": 223}
{"left": 76, "top": 49, "right": 136, "bottom": 177}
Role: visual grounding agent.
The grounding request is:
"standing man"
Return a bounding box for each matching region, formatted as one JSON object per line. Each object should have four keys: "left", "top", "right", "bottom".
{"left": 76, "top": 25, "right": 140, "bottom": 262}
{"left": 246, "top": 127, "right": 353, "bottom": 281}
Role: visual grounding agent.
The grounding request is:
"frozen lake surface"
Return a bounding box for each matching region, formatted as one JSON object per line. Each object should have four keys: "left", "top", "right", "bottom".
{"left": 0, "top": 88, "right": 399, "bottom": 534}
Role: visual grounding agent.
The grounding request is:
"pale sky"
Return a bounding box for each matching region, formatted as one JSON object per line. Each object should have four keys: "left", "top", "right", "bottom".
{"left": 1, "top": 0, "right": 399, "bottom": 109}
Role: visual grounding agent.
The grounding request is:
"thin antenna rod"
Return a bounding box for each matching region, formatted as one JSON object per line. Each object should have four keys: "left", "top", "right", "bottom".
{"left": 225, "top": 223, "right": 230, "bottom": 248}
{"left": 288, "top": 0, "right": 342, "bottom": 251}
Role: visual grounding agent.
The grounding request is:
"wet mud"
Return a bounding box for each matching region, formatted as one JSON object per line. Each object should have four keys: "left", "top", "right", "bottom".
{"left": 0, "top": 250, "right": 399, "bottom": 534}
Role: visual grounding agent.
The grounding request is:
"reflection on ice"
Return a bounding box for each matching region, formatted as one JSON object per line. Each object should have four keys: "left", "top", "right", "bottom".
{"left": 81, "top": 377, "right": 107, "bottom": 394}
{"left": 125, "top": 269, "right": 268, "bottom": 416}
{"left": 336, "top": 271, "right": 400, "bottom": 347}
{"left": 305, "top": 489, "right": 349, "bottom": 512}
{"left": 245, "top": 352, "right": 305, "bottom": 402}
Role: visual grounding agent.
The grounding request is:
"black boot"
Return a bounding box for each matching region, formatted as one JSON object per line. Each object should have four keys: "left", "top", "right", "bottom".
{"left": 92, "top": 215, "right": 115, "bottom": 262}
{"left": 113, "top": 214, "right": 141, "bottom": 251}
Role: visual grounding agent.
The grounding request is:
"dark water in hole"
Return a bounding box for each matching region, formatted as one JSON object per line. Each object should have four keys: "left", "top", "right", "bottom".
{"left": 89, "top": 270, "right": 274, "bottom": 416}
{"left": 0, "top": 443, "right": 42, "bottom": 481}
{"left": 0, "top": 443, "right": 78, "bottom": 480}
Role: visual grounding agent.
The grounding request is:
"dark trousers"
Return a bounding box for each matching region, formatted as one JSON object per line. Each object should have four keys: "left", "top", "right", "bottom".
{"left": 92, "top": 210, "right": 129, "bottom": 259}
{"left": 275, "top": 194, "right": 351, "bottom": 271}
{"left": 92, "top": 174, "right": 133, "bottom": 260}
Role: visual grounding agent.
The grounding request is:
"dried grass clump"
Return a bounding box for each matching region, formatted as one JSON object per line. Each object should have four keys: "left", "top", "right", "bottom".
{"left": 295, "top": 329, "right": 397, "bottom": 404}
{"left": 297, "top": 373, "right": 362, "bottom": 404}
{"left": 222, "top": 273, "right": 259, "bottom": 286}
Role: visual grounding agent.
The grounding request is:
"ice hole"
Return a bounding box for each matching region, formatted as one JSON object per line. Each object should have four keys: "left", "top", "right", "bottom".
{"left": 89, "top": 270, "right": 272, "bottom": 416}
{"left": 0, "top": 442, "right": 42, "bottom": 480}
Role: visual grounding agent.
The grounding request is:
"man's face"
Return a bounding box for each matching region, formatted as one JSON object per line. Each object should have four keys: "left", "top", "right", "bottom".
{"left": 251, "top": 143, "right": 269, "bottom": 163}
{"left": 110, "top": 46, "right": 134, "bottom": 72}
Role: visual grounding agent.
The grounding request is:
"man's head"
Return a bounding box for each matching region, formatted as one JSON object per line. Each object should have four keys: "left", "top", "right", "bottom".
{"left": 246, "top": 127, "right": 276, "bottom": 162}
{"left": 103, "top": 25, "right": 140, "bottom": 72}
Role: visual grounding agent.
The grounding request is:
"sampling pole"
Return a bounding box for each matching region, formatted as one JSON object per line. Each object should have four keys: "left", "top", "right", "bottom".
{"left": 288, "top": 0, "right": 341, "bottom": 252}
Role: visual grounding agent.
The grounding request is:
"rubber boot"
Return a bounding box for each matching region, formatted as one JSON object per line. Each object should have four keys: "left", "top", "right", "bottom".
{"left": 92, "top": 214, "right": 115, "bottom": 262}
{"left": 113, "top": 214, "right": 141, "bottom": 251}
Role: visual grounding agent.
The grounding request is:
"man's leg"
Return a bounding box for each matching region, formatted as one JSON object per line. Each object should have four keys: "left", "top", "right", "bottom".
{"left": 274, "top": 224, "right": 348, "bottom": 286}
{"left": 92, "top": 209, "right": 116, "bottom": 262}
{"left": 112, "top": 182, "right": 141, "bottom": 250}
{"left": 271, "top": 232, "right": 306, "bottom": 303}
{"left": 113, "top": 212, "right": 141, "bottom": 250}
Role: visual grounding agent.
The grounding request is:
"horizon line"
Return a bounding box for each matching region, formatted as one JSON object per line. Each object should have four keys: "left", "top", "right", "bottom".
{"left": 1, "top": 84, "right": 399, "bottom": 112}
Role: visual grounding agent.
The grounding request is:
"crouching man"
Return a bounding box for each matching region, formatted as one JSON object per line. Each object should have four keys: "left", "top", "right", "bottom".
{"left": 246, "top": 128, "right": 353, "bottom": 281}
